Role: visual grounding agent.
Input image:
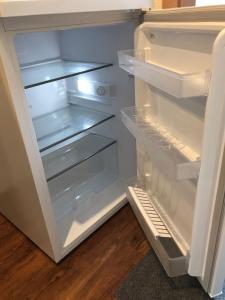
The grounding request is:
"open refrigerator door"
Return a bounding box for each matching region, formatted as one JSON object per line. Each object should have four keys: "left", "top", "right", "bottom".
{"left": 118, "top": 21, "right": 225, "bottom": 294}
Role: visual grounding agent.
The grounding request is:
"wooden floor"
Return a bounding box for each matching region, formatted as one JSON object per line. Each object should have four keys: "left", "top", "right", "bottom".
{"left": 0, "top": 204, "right": 150, "bottom": 300}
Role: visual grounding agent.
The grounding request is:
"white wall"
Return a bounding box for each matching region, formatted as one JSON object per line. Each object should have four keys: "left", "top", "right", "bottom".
{"left": 196, "top": 0, "right": 225, "bottom": 5}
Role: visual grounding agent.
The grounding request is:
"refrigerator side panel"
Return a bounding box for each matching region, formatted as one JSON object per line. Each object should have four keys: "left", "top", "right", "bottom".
{"left": 0, "top": 22, "right": 59, "bottom": 261}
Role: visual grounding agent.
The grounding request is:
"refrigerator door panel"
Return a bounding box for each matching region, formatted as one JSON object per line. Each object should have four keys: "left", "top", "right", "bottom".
{"left": 208, "top": 206, "right": 225, "bottom": 298}
{"left": 0, "top": 0, "right": 152, "bottom": 18}
{"left": 0, "top": 22, "right": 60, "bottom": 261}
{"left": 119, "top": 21, "right": 225, "bottom": 285}
{"left": 188, "top": 28, "right": 225, "bottom": 277}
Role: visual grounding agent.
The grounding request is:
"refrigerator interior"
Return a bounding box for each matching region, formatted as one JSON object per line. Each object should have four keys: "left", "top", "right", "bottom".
{"left": 119, "top": 23, "right": 218, "bottom": 276}
{"left": 13, "top": 22, "right": 137, "bottom": 256}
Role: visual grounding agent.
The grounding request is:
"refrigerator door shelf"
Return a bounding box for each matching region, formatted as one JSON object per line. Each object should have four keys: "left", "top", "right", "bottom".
{"left": 121, "top": 106, "right": 200, "bottom": 181}
{"left": 118, "top": 49, "right": 210, "bottom": 99}
{"left": 127, "top": 186, "right": 188, "bottom": 277}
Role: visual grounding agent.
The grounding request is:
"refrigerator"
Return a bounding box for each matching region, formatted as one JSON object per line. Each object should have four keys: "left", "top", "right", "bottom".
{"left": 0, "top": 1, "right": 225, "bottom": 297}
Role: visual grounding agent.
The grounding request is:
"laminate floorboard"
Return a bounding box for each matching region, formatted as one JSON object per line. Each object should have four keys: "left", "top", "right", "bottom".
{"left": 0, "top": 204, "right": 150, "bottom": 300}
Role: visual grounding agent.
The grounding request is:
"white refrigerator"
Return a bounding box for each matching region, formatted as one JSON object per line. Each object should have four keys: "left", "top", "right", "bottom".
{"left": 0, "top": 1, "right": 225, "bottom": 297}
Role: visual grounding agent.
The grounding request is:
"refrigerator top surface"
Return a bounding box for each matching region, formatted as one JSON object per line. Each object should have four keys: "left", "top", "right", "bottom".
{"left": 0, "top": 0, "right": 152, "bottom": 18}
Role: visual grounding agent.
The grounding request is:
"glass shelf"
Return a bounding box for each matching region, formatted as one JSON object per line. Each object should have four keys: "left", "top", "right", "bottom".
{"left": 118, "top": 49, "right": 210, "bottom": 98}
{"left": 42, "top": 133, "right": 116, "bottom": 181}
{"left": 48, "top": 142, "right": 118, "bottom": 221}
{"left": 33, "top": 104, "right": 115, "bottom": 152}
{"left": 21, "top": 59, "right": 113, "bottom": 89}
{"left": 121, "top": 106, "right": 200, "bottom": 181}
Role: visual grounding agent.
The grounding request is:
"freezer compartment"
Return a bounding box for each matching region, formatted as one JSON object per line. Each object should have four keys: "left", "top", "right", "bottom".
{"left": 121, "top": 106, "right": 200, "bottom": 181}
{"left": 127, "top": 186, "right": 188, "bottom": 277}
{"left": 22, "top": 59, "right": 113, "bottom": 89}
{"left": 42, "top": 133, "right": 116, "bottom": 181}
{"left": 33, "top": 104, "right": 114, "bottom": 152}
{"left": 48, "top": 142, "right": 118, "bottom": 221}
{"left": 118, "top": 49, "right": 210, "bottom": 98}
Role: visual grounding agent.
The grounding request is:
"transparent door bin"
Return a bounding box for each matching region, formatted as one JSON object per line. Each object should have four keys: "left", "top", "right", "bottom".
{"left": 127, "top": 187, "right": 188, "bottom": 277}
{"left": 42, "top": 133, "right": 116, "bottom": 181}
{"left": 118, "top": 49, "right": 210, "bottom": 98}
{"left": 33, "top": 104, "right": 114, "bottom": 152}
{"left": 48, "top": 143, "right": 118, "bottom": 221}
{"left": 121, "top": 106, "right": 200, "bottom": 181}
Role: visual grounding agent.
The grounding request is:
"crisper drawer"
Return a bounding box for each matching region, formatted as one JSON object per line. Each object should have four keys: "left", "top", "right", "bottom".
{"left": 127, "top": 187, "right": 188, "bottom": 277}
{"left": 47, "top": 139, "right": 118, "bottom": 221}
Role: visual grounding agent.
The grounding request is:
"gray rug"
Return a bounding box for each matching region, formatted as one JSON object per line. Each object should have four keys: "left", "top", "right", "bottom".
{"left": 116, "top": 251, "right": 211, "bottom": 300}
